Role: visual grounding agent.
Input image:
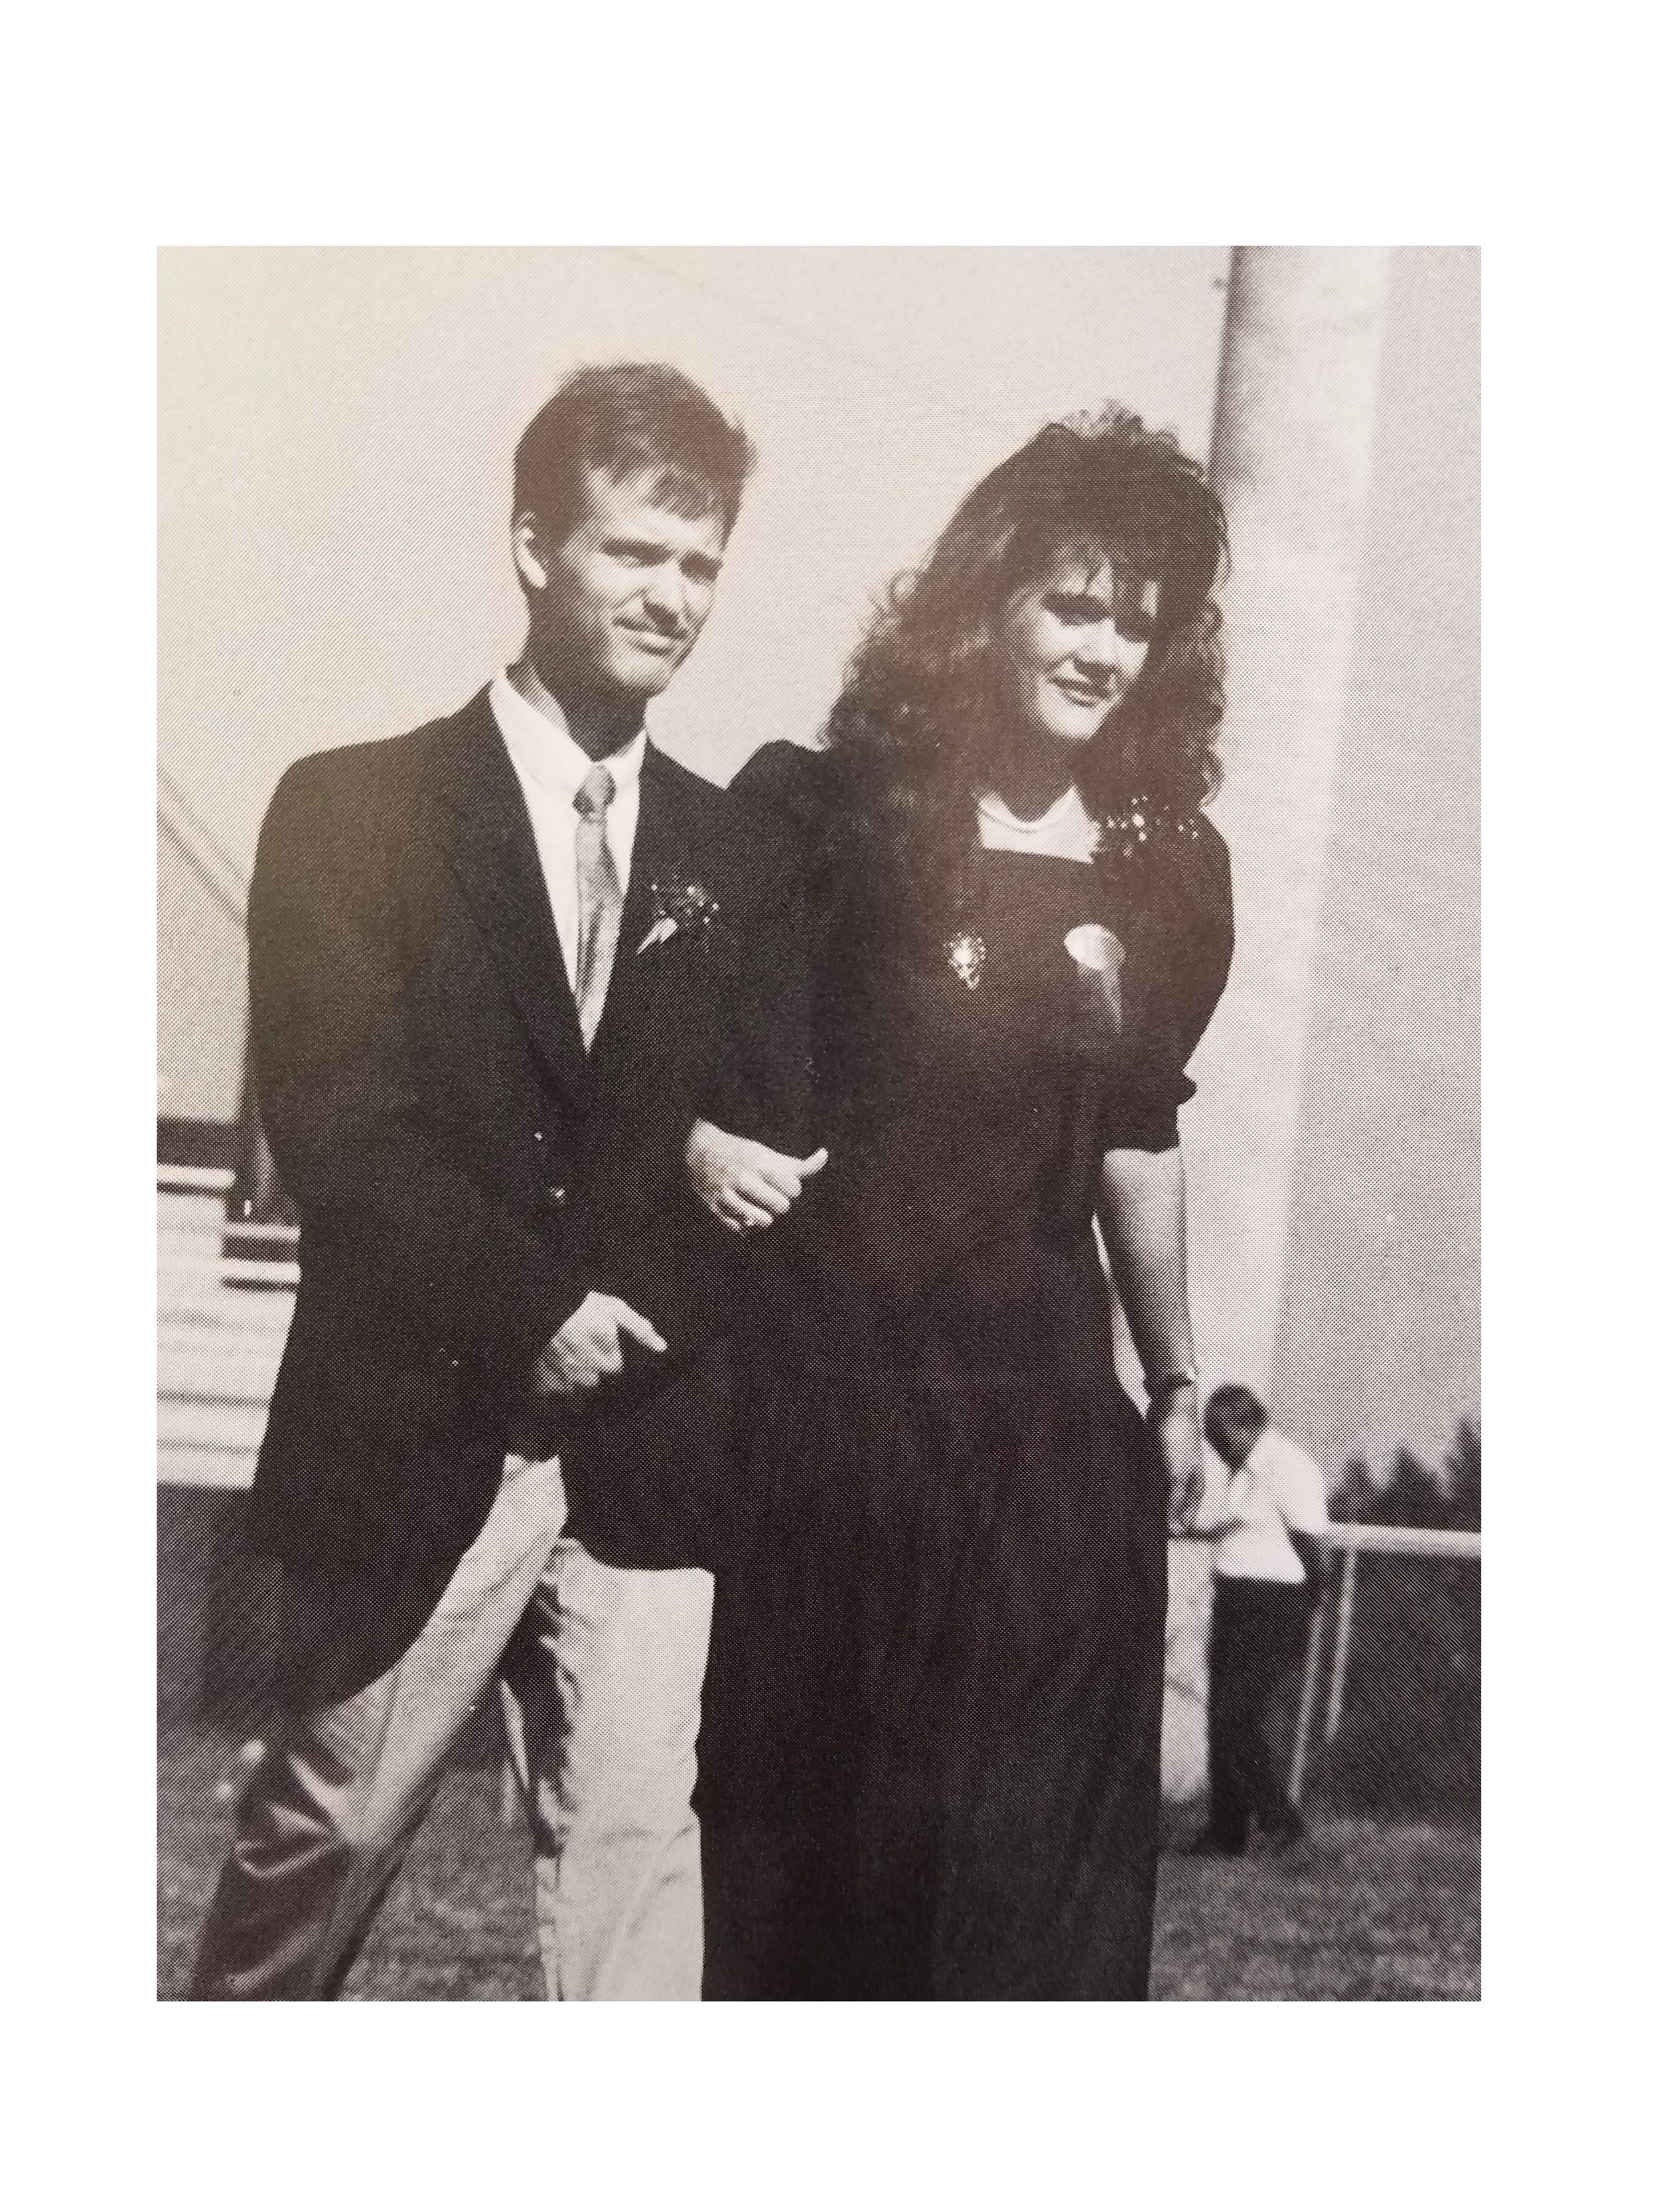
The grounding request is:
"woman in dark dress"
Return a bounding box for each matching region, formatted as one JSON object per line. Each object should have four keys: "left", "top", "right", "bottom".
{"left": 693, "top": 406, "right": 1233, "bottom": 2000}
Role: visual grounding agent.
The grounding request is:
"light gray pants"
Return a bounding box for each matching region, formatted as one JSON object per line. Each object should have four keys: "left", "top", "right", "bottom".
{"left": 188, "top": 1455, "right": 715, "bottom": 2000}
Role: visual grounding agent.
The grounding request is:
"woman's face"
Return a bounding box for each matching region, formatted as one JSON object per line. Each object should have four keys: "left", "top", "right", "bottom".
{"left": 996, "top": 552, "right": 1159, "bottom": 749}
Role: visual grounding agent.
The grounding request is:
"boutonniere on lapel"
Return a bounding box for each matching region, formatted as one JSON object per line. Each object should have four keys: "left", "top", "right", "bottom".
{"left": 636, "top": 871, "right": 722, "bottom": 957}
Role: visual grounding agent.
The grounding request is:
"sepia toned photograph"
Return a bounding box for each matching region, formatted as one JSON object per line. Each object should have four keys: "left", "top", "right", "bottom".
{"left": 157, "top": 245, "right": 1479, "bottom": 2002}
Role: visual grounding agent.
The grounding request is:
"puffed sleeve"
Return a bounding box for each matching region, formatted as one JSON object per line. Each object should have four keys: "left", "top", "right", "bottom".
{"left": 692, "top": 742, "right": 839, "bottom": 1153}
{"left": 729, "top": 739, "right": 838, "bottom": 856}
{"left": 728, "top": 737, "right": 851, "bottom": 944}
{"left": 1101, "top": 816, "right": 1234, "bottom": 1153}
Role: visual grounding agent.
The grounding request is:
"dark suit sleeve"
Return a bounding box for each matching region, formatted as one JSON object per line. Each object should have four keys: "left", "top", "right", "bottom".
{"left": 249, "top": 757, "right": 584, "bottom": 1381}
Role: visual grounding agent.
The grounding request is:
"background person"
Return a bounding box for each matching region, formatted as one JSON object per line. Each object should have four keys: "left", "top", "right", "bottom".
{"left": 1188, "top": 1382, "right": 1332, "bottom": 1857}
{"left": 694, "top": 405, "right": 1234, "bottom": 2000}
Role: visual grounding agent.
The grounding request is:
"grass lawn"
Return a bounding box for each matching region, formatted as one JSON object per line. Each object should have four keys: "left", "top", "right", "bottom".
{"left": 159, "top": 1728, "right": 1478, "bottom": 2002}
{"left": 1152, "top": 1822, "right": 1478, "bottom": 1999}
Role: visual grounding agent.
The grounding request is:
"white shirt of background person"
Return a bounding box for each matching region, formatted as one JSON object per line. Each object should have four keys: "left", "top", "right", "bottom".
{"left": 1196, "top": 1425, "right": 1331, "bottom": 1584}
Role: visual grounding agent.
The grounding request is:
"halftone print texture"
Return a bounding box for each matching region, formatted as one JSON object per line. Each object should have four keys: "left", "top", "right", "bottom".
{"left": 159, "top": 248, "right": 1477, "bottom": 2000}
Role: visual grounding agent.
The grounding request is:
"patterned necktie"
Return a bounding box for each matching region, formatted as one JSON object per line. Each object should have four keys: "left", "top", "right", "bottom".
{"left": 572, "top": 763, "right": 623, "bottom": 1048}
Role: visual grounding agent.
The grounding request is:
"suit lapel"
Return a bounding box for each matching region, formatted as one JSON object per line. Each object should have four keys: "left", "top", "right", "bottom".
{"left": 588, "top": 744, "right": 693, "bottom": 1070}
{"left": 423, "top": 690, "right": 592, "bottom": 1112}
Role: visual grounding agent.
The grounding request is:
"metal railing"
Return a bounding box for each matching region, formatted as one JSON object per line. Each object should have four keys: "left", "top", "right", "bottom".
{"left": 1287, "top": 1523, "right": 1482, "bottom": 1805}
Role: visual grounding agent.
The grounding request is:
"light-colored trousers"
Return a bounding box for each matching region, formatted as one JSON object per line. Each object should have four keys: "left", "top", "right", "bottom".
{"left": 188, "top": 1454, "right": 714, "bottom": 2000}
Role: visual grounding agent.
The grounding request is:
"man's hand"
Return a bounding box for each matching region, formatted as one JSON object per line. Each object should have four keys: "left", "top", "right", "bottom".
{"left": 531, "top": 1292, "right": 668, "bottom": 1395}
{"left": 686, "top": 1119, "right": 828, "bottom": 1234}
{"left": 1148, "top": 1386, "right": 1205, "bottom": 1533}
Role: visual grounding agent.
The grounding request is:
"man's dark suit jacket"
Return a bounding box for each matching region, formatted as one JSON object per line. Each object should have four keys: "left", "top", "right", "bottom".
{"left": 245, "top": 688, "right": 808, "bottom": 1702}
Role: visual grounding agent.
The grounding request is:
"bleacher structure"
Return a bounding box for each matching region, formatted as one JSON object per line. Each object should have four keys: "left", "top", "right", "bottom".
{"left": 158, "top": 1163, "right": 295, "bottom": 1492}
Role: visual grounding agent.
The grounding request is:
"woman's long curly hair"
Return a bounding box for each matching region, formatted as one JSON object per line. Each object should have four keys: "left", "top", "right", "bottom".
{"left": 823, "top": 404, "right": 1226, "bottom": 941}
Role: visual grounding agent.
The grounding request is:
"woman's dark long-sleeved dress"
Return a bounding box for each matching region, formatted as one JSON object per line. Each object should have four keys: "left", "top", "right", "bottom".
{"left": 697, "top": 744, "right": 1234, "bottom": 2000}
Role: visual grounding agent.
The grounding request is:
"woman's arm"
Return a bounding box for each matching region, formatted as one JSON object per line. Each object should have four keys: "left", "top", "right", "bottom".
{"left": 1098, "top": 1144, "right": 1204, "bottom": 1531}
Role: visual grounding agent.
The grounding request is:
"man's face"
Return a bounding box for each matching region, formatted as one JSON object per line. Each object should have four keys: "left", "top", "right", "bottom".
{"left": 518, "top": 466, "right": 728, "bottom": 702}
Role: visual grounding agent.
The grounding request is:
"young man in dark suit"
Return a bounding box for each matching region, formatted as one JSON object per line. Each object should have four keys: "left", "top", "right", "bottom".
{"left": 190, "top": 363, "right": 819, "bottom": 2000}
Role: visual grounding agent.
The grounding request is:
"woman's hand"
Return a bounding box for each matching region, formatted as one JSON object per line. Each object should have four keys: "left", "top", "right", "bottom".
{"left": 1147, "top": 1384, "right": 1204, "bottom": 1533}
{"left": 685, "top": 1119, "right": 828, "bottom": 1234}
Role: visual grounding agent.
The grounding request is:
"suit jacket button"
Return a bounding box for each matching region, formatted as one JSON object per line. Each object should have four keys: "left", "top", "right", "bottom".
{"left": 546, "top": 1184, "right": 567, "bottom": 1207}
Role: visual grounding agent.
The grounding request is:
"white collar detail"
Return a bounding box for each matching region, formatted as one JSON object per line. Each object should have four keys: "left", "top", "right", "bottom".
{"left": 976, "top": 784, "right": 1099, "bottom": 863}
{"left": 489, "top": 669, "right": 647, "bottom": 809}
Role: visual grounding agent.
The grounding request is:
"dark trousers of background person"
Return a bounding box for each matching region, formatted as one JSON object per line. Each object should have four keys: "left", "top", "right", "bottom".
{"left": 1206, "top": 1576, "right": 1313, "bottom": 1849}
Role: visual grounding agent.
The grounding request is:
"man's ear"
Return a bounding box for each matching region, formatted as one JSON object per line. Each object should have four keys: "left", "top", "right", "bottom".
{"left": 512, "top": 515, "right": 549, "bottom": 595}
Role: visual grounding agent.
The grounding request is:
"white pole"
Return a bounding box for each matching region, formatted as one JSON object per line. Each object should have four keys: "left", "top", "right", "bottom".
{"left": 1183, "top": 248, "right": 1394, "bottom": 1400}
{"left": 1324, "top": 1546, "right": 1361, "bottom": 1747}
{"left": 1287, "top": 1589, "right": 1328, "bottom": 1807}
{"left": 1163, "top": 248, "right": 1392, "bottom": 1805}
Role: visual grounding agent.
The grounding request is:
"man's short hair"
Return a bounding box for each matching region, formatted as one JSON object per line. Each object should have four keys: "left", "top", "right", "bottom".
{"left": 1206, "top": 1383, "right": 1268, "bottom": 1433}
{"left": 513, "top": 362, "right": 756, "bottom": 546}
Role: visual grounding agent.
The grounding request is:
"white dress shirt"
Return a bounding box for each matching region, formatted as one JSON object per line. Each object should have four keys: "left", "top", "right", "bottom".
{"left": 490, "top": 669, "right": 646, "bottom": 993}
{"left": 1196, "top": 1426, "right": 1331, "bottom": 1584}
